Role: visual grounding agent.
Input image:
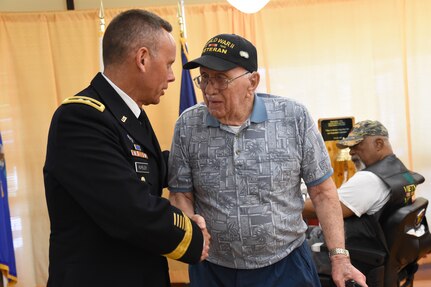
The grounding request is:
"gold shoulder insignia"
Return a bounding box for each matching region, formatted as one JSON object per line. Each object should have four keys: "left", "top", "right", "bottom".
{"left": 62, "top": 96, "right": 105, "bottom": 112}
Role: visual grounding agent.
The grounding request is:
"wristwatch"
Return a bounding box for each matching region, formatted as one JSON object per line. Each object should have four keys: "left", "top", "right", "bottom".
{"left": 328, "top": 248, "right": 350, "bottom": 257}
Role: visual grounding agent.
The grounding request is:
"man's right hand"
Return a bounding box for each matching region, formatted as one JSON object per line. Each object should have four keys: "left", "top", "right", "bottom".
{"left": 331, "top": 255, "right": 368, "bottom": 287}
{"left": 191, "top": 214, "right": 210, "bottom": 261}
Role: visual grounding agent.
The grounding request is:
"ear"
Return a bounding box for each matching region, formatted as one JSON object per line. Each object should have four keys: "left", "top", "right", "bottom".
{"left": 247, "top": 71, "right": 260, "bottom": 92}
{"left": 375, "top": 137, "right": 385, "bottom": 150}
{"left": 136, "top": 47, "right": 150, "bottom": 71}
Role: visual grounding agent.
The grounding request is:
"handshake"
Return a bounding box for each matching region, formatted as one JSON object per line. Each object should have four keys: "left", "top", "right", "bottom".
{"left": 191, "top": 214, "right": 211, "bottom": 261}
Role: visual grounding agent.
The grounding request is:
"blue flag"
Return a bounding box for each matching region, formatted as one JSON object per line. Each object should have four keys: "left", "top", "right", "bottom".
{"left": 179, "top": 40, "right": 197, "bottom": 115}
{"left": 0, "top": 132, "right": 17, "bottom": 285}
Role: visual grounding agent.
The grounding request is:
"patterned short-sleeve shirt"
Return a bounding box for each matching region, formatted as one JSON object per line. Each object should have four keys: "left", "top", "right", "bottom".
{"left": 168, "top": 94, "right": 332, "bottom": 269}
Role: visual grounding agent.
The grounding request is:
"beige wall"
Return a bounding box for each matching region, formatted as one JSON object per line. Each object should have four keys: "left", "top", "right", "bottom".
{"left": 0, "top": 0, "right": 223, "bottom": 12}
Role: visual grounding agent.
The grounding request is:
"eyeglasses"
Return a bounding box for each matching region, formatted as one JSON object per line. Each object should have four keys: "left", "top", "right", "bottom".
{"left": 193, "top": 71, "right": 250, "bottom": 90}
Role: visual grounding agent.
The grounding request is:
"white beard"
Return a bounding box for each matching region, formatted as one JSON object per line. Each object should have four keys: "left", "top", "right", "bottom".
{"left": 352, "top": 157, "right": 366, "bottom": 171}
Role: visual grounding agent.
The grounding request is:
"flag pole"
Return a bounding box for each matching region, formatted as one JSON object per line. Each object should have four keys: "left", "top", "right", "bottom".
{"left": 177, "top": 0, "right": 197, "bottom": 115}
{"left": 177, "top": 0, "right": 188, "bottom": 58}
{"left": 98, "top": 1, "right": 105, "bottom": 72}
{"left": 178, "top": 0, "right": 187, "bottom": 40}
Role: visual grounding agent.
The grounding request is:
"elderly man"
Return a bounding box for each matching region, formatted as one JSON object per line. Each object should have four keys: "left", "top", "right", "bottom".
{"left": 304, "top": 120, "right": 423, "bottom": 220}
{"left": 304, "top": 120, "right": 424, "bottom": 282}
{"left": 305, "top": 120, "right": 395, "bottom": 220}
{"left": 168, "top": 33, "right": 366, "bottom": 287}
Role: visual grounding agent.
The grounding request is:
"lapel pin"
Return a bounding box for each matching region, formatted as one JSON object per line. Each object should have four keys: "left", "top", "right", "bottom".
{"left": 121, "top": 116, "right": 127, "bottom": 122}
{"left": 134, "top": 144, "right": 142, "bottom": 151}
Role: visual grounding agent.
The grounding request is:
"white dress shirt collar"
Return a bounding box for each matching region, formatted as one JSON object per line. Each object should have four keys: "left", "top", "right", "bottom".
{"left": 101, "top": 73, "right": 141, "bottom": 118}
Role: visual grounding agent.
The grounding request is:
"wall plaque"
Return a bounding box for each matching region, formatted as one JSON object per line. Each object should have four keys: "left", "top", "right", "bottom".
{"left": 318, "top": 117, "right": 354, "bottom": 142}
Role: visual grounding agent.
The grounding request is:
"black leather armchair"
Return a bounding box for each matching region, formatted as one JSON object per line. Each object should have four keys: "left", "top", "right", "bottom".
{"left": 314, "top": 197, "right": 431, "bottom": 287}
{"left": 381, "top": 197, "right": 431, "bottom": 287}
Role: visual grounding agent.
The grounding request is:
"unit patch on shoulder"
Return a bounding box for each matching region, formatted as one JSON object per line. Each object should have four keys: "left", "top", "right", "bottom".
{"left": 62, "top": 96, "right": 105, "bottom": 112}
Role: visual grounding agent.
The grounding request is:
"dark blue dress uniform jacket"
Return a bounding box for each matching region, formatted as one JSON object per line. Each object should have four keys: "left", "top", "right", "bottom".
{"left": 43, "top": 73, "right": 203, "bottom": 287}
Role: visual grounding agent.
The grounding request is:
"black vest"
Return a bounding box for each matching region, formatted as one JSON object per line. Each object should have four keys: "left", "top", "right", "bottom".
{"left": 365, "top": 154, "right": 425, "bottom": 221}
{"left": 344, "top": 155, "right": 425, "bottom": 261}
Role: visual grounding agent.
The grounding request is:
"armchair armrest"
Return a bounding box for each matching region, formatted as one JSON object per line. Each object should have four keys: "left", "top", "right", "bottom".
{"left": 311, "top": 242, "right": 386, "bottom": 266}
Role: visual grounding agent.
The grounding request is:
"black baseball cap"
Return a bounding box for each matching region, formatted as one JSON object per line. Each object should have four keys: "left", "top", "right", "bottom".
{"left": 183, "top": 33, "right": 258, "bottom": 72}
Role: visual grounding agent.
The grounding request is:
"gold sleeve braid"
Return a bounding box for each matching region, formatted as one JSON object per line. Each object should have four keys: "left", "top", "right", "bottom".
{"left": 62, "top": 96, "right": 105, "bottom": 112}
{"left": 163, "top": 212, "right": 193, "bottom": 260}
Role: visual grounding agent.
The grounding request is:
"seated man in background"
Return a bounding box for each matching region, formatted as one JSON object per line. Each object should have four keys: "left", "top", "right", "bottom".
{"left": 304, "top": 119, "right": 425, "bottom": 276}
{"left": 304, "top": 120, "right": 394, "bottom": 221}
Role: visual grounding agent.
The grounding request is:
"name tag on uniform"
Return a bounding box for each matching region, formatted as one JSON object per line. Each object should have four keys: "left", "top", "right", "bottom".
{"left": 135, "top": 162, "right": 149, "bottom": 174}
{"left": 131, "top": 150, "right": 148, "bottom": 159}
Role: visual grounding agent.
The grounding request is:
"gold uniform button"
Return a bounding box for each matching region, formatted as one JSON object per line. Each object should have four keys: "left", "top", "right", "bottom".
{"left": 141, "top": 176, "right": 146, "bottom": 182}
